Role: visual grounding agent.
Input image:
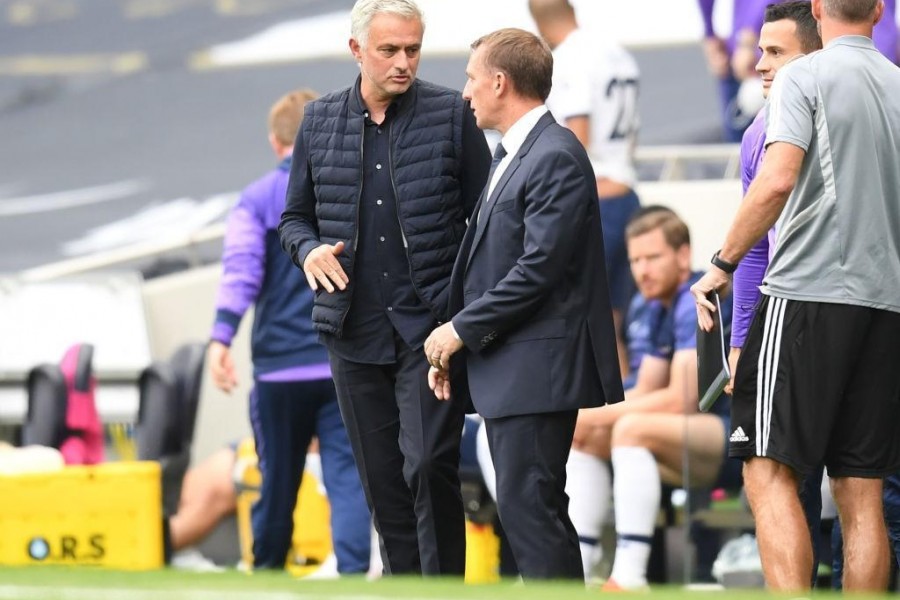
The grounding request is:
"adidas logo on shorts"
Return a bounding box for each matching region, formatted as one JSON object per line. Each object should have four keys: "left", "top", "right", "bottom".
{"left": 729, "top": 426, "right": 750, "bottom": 443}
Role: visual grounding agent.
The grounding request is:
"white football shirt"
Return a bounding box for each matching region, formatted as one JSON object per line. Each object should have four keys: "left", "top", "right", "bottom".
{"left": 545, "top": 28, "right": 640, "bottom": 190}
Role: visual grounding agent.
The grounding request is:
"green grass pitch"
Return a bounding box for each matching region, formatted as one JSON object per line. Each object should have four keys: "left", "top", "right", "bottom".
{"left": 0, "top": 566, "right": 873, "bottom": 600}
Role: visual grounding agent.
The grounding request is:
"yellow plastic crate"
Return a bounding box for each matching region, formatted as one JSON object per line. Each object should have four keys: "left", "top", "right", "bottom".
{"left": 464, "top": 521, "right": 500, "bottom": 584}
{"left": 0, "top": 461, "right": 163, "bottom": 570}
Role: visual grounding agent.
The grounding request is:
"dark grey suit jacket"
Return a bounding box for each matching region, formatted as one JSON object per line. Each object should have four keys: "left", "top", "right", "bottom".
{"left": 449, "top": 111, "right": 624, "bottom": 418}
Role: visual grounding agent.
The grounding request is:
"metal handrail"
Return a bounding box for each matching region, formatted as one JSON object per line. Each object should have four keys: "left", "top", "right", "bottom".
{"left": 635, "top": 143, "right": 741, "bottom": 181}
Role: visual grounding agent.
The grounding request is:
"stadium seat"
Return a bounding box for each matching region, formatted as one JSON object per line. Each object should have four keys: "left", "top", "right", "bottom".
{"left": 23, "top": 343, "right": 104, "bottom": 465}
{"left": 169, "top": 343, "right": 205, "bottom": 453}
{"left": 22, "top": 364, "right": 67, "bottom": 448}
{"left": 135, "top": 342, "right": 206, "bottom": 516}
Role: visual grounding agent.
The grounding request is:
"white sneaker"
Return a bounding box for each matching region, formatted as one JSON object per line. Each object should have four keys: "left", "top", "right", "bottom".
{"left": 170, "top": 548, "right": 224, "bottom": 573}
{"left": 711, "top": 534, "right": 764, "bottom": 588}
{"left": 300, "top": 553, "right": 339, "bottom": 580}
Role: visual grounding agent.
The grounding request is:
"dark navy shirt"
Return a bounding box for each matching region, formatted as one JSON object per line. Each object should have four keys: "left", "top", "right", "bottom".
{"left": 641, "top": 271, "right": 733, "bottom": 417}
{"left": 322, "top": 99, "right": 436, "bottom": 364}
{"left": 622, "top": 292, "right": 652, "bottom": 390}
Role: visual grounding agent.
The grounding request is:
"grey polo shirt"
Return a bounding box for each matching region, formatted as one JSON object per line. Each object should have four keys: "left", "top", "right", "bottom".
{"left": 762, "top": 36, "right": 900, "bottom": 313}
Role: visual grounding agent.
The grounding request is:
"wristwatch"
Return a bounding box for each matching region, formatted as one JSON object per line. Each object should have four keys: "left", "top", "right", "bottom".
{"left": 711, "top": 250, "right": 738, "bottom": 274}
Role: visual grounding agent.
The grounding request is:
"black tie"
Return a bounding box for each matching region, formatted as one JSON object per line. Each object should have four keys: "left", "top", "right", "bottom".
{"left": 484, "top": 143, "right": 507, "bottom": 202}
{"left": 489, "top": 143, "right": 507, "bottom": 182}
{"left": 478, "top": 143, "right": 508, "bottom": 223}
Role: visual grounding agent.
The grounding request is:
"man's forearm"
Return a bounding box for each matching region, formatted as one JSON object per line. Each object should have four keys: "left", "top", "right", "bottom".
{"left": 719, "top": 183, "right": 789, "bottom": 264}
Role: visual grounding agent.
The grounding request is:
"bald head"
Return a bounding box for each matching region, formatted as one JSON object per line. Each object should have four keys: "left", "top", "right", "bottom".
{"left": 528, "top": 0, "right": 577, "bottom": 48}
{"left": 528, "top": 0, "right": 575, "bottom": 22}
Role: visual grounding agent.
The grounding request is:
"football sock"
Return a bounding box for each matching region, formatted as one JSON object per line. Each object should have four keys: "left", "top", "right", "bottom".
{"left": 609, "top": 446, "right": 659, "bottom": 589}
{"left": 565, "top": 448, "right": 611, "bottom": 579}
{"left": 474, "top": 423, "right": 497, "bottom": 501}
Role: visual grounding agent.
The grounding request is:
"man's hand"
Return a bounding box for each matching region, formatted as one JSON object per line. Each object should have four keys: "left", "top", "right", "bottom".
{"left": 302, "top": 241, "right": 349, "bottom": 292}
{"left": 730, "top": 29, "right": 759, "bottom": 81}
{"left": 725, "top": 347, "right": 741, "bottom": 395}
{"left": 690, "top": 267, "right": 731, "bottom": 332}
{"left": 207, "top": 341, "right": 238, "bottom": 393}
{"left": 428, "top": 366, "right": 452, "bottom": 401}
{"left": 703, "top": 36, "right": 730, "bottom": 78}
{"left": 423, "top": 322, "right": 464, "bottom": 370}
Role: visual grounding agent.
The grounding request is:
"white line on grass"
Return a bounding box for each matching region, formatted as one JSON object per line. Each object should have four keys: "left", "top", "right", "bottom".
{"left": 0, "top": 586, "right": 431, "bottom": 600}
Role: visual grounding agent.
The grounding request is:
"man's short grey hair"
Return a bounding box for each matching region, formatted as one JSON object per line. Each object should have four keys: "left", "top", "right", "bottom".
{"left": 350, "top": 0, "right": 425, "bottom": 48}
{"left": 823, "top": 0, "right": 881, "bottom": 22}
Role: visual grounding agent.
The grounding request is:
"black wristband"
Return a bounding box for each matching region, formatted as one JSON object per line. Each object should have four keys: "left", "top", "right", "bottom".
{"left": 711, "top": 250, "right": 738, "bottom": 274}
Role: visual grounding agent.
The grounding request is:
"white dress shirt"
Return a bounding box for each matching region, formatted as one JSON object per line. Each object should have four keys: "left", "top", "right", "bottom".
{"left": 486, "top": 105, "right": 549, "bottom": 201}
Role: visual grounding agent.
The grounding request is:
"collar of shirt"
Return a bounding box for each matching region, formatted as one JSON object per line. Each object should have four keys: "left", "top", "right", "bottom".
{"left": 825, "top": 35, "right": 877, "bottom": 51}
{"left": 499, "top": 104, "right": 549, "bottom": 161}
{"left": 351, "top": 75, "right": 413, "bottom": 121}
{"left": 487, "top": 105, "right": 549, "bottom": 199}
{"left": 365, "top": 102, "right": 398, "bottom": 127}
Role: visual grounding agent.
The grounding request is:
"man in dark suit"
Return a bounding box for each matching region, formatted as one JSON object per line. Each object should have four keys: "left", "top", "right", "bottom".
{"left": 423, "top": 27, "right": 624, "bottom": 580}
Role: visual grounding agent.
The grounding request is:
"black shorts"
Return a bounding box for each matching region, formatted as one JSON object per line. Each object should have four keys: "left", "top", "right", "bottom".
{"left": 729, "top": 295, "right": 900, "bottom": 477}
{"left": 715, "top": 412, "right": 744, "bottom": 490}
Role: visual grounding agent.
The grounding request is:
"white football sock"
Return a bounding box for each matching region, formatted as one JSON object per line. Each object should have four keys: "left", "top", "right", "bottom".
{"left": 367, "top": 520, "right": 383, "bottom": 580}
{"left": 565, "top": 448, "right": 611, "bottom": 580}
{"left": 304, "top": 452, "right": 326, "bottom": 495}
{"left": 609, "top": 446, "right": 659, "bottom": 589}
{"left": 475, "top": 423, "right": 497, "bottom": 501}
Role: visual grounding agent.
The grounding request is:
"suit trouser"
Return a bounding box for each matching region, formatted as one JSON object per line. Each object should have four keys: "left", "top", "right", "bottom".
{"left": 484, "top": 410, "right": 583, "bottom": 580}
{"left": 328, "top": 341, "right": 466, "bottom": 575}
{"left": 249, "top": 378, "right": 371, "bottom": 572}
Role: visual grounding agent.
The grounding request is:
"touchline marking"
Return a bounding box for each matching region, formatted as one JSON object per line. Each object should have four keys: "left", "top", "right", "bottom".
{"left": 0, "top": 586, "right": 456, "bottom": 600}
{"left": 0, "top": 180, "right": 148, "bottom": 217}
{"left": 0, "top": 587, "right": 299, "bottom": 600}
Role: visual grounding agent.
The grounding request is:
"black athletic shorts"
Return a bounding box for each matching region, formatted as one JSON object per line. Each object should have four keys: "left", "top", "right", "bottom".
{"left": 729, "top": 295, "right": 900, "bottom": 477}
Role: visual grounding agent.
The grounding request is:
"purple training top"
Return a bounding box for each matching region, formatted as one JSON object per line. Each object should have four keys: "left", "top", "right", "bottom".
{"left": 211, "top": 158, "right": 330, "bottom": 382}
{"left": 699, "top": 0, "right": 898, "bottom": 62}
{"left": 731, "top": 109, "right": 774, "bottom": 349}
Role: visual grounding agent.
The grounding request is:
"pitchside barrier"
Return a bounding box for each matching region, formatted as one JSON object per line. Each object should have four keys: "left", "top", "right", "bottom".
{"left": 0, "top": 461, "right": 164, "bottom": 570}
